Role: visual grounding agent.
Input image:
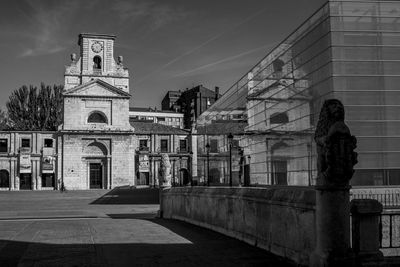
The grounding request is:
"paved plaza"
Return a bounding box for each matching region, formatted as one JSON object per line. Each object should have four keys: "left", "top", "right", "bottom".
{"left": 0, "top": 188, "right": 290, "bottom": 267}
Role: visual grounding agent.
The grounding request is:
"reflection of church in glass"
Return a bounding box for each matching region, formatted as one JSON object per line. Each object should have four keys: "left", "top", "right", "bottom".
{"left": 244, "top": 49, "right": 314, "bottom": 186}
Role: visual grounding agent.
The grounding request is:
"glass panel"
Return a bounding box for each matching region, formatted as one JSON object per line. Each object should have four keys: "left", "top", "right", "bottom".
{"left": 196, "top": 1, "right": 400, "bottom": 186}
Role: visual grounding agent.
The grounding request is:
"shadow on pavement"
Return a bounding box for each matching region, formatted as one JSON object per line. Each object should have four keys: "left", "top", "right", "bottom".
{"left": 0, "top": 218, "right": 292, "bottom": 267}
{"left": 107, "top": 213, "right": 157, "bottom": 219}
{"left": 90, "top": 186, "right": 159, "bottom": 205}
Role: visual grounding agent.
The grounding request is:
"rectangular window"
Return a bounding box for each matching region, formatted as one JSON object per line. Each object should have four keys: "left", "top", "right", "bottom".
{"left": 21, "top": 139, "right": 30, "bottom": 148}
{"left": 352, "top": 169, "right": 384, "bottom": 186}
{"left": 44, "top": 139, "right": 53, "bottom": 148}
{"left": 139, "top": 140, "right": 148, "bottom": 148}
{"left": 161, "top": 139, "right": 169, "bottom": 152}
{"left": 157, "top": 117, "right": 166, "bottom": 122}
{"left": 0, "top": 139, "right": 7, "bottom": 153}
{"left": 210, "top": 139, "right": 218, "bottom": 153}
{"left": 179, "top": 140, "right": 187, "bottom": 152}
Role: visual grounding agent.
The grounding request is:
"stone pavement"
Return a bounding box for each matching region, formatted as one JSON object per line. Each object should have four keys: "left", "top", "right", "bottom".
{"left": 0, "top": 188, "right": 291, "bottom": 267}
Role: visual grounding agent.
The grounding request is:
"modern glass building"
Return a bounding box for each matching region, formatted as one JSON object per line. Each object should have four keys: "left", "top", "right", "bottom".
{"left": 196, "top": 0, "right": 400, "bottom": 187}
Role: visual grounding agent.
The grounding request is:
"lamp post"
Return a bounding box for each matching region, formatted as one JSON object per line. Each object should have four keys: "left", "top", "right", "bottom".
{"left": 179, "top": 156, "right": 182, "bottom": 186}
{"left": 206, "top": 143, "right": 210, "bottom": 186}
{"left": 228, "top": 133, "right": 233, "bottom": 187}
{"left": 246, "top": 155, "right": 251, "bottom": 187}
{"left": 238, "top": 148, "right": 243, "bottom": 186}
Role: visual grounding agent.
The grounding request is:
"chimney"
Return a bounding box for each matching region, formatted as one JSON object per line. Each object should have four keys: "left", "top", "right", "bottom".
{"left": 215, "top": 86, "right": 220, "bottom": 101}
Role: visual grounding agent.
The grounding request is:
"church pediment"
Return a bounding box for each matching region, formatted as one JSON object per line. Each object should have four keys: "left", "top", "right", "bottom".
{"left": 64, "top": 79, "right": 131, "bottom": 98}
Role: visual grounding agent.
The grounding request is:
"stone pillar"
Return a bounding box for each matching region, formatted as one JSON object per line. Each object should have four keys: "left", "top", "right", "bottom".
{"left": 311, "top": 186, "right": 354, "bottom": 266}
{"left": 15, "top": 175, "right": 19, "bottom": 190}
{"left": 10, "top": 160, "right": 15, "bottom": 190}
{"left": 350, "top": 199, "right": 383, "bottom": 266}
{"left": 32, "top": 160, "right": 37, "bottom": 190}
{"left": 310, "top": 99, "right": 358, "bottom": 267}
{"left": 107, "top": 157, "right": 111, "bottom": 189}
{"left": 37, "top": 161, "right": 41, "bottom": 190}
{"left": 190, "top": 132, "right": 198, "bottom": 184}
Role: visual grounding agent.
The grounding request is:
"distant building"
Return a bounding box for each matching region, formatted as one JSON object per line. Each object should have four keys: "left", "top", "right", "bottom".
{"left": 131, "top": 121, "right": 190, "bottom": 186}
{"left": 177, "top": 85, "right": 220, "bottom": 129}
{"left": 161, "top": 91, "right": 181, "bottom": 112}
{"left": 0, "top": 131, "right": 57, "bottom": 190}
{"left": 129, "top": 107, "right": 184, "bottom": 129}
{"left": 161, "top": 85, "right": 221, "bottom": 129}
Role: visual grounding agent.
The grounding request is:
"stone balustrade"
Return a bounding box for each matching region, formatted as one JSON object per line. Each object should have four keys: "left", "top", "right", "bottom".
{"left": 160, "top": 186, "right": 316, "bottom": 266}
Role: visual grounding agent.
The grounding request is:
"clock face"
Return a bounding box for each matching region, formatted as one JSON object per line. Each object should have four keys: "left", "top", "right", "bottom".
{"left": 91, "top": 41, "right": 103, "bottom": 53}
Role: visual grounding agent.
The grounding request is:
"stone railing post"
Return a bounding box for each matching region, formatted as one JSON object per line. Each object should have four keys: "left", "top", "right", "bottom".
{"left": 311, "top": 185, "right": 354, "bottom": 266}
{"left": 310, "top": 99, "right": 358, "bottom": 267}
{"left": 350, "top": 199, "right": 383, "bottom": 266}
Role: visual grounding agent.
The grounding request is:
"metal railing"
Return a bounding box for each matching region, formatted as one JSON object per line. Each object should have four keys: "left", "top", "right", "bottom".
{"left": 380, "top": 211, "right": 400, "bottom": 249}
{"left": 137, "top": 146, "right": 150, "bottom": 152}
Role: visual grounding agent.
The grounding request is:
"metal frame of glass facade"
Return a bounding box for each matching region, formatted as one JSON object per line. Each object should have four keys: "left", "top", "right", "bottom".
{"left": 196, "top": 0, "right": 400, "bottom": 186}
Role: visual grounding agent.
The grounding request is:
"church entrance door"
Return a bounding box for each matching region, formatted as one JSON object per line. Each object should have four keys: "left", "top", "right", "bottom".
{"left": 20, "top": 173, "right": 32, "bottom": 190}
{"left": 90, "top": 163, "right": 103, "bottom": 189}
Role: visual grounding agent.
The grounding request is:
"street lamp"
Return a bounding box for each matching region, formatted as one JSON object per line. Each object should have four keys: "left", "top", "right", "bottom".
{"left": 228, "top": 133, "right": 233, "bottom": 187}
{"left": 206, "top": 143, "right": 210, "bottom": 186}
{"left": 238, "top": 148, "right": 244, "bottom": 186}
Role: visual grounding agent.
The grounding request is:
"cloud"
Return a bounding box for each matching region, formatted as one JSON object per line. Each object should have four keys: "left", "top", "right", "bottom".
{"left": 17, "top": 0, "right": 79, "bottom": 57}
{"left": 173, "top": 44, "right": 277, "bottom": 78}
{"left": 134, "top": 6, "right": 269, "bottom": 85}
{"left": 112, "top": 0, "right": 188, "bottom": 30}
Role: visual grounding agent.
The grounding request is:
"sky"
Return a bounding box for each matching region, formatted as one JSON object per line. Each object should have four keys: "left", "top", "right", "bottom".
{"left": 0, "top": 0, "right": 326, "bottom": 109}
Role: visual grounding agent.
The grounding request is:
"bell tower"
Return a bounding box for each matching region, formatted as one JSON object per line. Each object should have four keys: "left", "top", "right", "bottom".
{"left": 64, "top": 33, "right": 129, "bottom": 92}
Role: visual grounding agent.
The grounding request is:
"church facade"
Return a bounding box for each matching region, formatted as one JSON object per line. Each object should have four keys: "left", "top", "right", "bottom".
{"left": 59, "top": 33, "right": 135, "bottom": 190}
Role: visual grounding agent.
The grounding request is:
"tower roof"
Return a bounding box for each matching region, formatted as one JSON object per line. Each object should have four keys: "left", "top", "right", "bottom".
{"left": 78, "top": 33, "right": 116, "bottom": 45}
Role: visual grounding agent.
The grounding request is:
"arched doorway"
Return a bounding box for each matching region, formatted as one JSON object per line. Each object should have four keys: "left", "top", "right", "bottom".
{"left": 0, "top": 170, "right": 9, "bottom": 188}
{"left": 84, "top": 142, "right": 108, "bottom": 189}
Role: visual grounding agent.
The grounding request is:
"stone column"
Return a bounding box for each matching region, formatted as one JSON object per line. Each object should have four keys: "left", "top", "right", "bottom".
{"left": 10, "top": 160, "right": 15, "bottom": 190}
{"left": 107, "top": 157, "right": 111, "bottom": 189}
{"left": 32, "top": 159, "right": 37, "bottom": 190}
{"left": 350, "top": 199, "right": 383, "bottom": 266}
{"left": 311, "top": 186, "right": 354, "bottom": 266}
{"left": 14, "top": 158, "right": 19, "bottom": 190}
{"left": 190, "top": 131, "right": 198, "bottom": 184}
{"left": 37, "top": 161, "right": 41, "bottom": 190}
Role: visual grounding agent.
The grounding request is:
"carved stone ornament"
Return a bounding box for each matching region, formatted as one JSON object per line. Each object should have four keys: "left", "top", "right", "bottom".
{"left": 314, "top": 99, "right": 358, "bottom": 186}
{"left": 159, "top": 153, "right": 172, "bottom": 187}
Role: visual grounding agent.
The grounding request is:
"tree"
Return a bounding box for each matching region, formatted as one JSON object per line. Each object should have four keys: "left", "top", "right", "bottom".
{"left": 0, "top": 109, "right": 10, "bottom": 130}
{"left": 6, "top": 84, "right": 63, "bottom": 131}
